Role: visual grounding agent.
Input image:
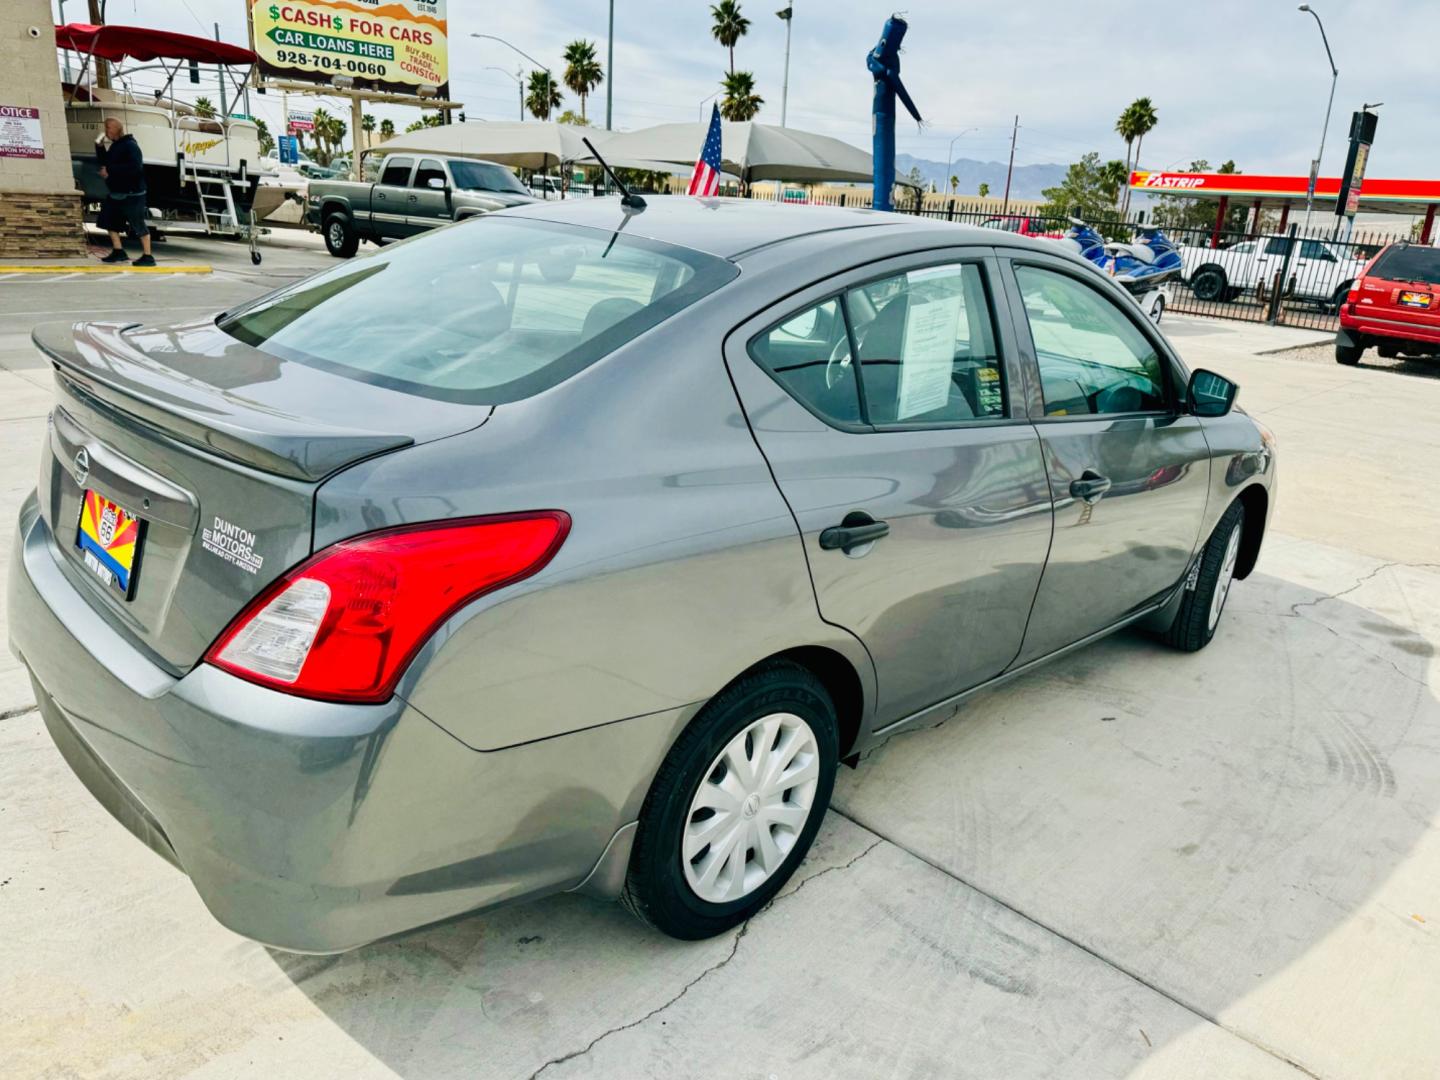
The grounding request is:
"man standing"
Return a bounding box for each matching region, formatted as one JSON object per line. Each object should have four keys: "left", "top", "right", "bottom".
{"left": 96, "top": 118, "right": 155, "bottom": 267}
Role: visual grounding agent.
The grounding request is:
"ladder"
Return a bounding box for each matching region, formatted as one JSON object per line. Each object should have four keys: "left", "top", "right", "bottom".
{"left": 185, "top": 159, "right": 241, "bottom": 235}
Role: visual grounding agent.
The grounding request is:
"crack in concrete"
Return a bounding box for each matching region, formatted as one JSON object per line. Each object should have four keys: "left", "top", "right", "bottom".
{"left": 525, "top": 839, "right": 883, "bottom": 1080}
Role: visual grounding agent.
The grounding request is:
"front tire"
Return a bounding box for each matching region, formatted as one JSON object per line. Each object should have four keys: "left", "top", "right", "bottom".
{"left": 1162, "top": 501, "right": 1245, "bottom": 653}
{"left": 621, "top": 660, "right": 839, "bottom": 940}
{"left": 324, "top": 214, "right": 359, "bottom": 258}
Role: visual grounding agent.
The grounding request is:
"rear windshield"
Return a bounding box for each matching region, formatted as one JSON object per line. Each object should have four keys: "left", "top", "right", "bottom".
{"left": 219, "top": 218, "right": 736, "bottom": 403}
{"left": 1369, "top": 245, "right": 1440, "bottom": 286}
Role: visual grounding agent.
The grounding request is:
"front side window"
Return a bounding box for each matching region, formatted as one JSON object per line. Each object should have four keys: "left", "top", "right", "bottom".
{"left": 379, "top": 157, "right": 413, "bottom": 187}
{"left": 413, "top": 159, "right": 447, "bottom": 189}
{"left": 220, "top": 218, "right": 737, "bottom": 403}
{"left": 1264, "top": 237, "right": 1293, "bottom": 257}
{"left": 748, "top": 261, "right": 1006, "bottom": 428}
{"left": 1015, "top": 265, "right": 1167, "bottom": 417}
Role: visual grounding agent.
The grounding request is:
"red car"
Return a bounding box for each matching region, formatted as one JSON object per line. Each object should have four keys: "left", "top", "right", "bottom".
{"left": 1336, "top": 242, "right": 1440, "bottom": 364}
{"left": 979, "top": 215, "right": 1063, "bottom": 239}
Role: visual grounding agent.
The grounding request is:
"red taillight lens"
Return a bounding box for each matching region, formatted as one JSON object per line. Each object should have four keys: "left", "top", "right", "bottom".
{"left": 205, "top": 512, "right": 570, "bottom": 703}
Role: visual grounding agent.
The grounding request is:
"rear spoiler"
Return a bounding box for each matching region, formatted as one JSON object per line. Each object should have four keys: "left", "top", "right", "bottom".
{"left": 33, "top": 322, "right": 413, "bottom": 482}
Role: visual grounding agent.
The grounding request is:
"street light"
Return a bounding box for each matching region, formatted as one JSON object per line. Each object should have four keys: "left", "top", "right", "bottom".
{"left": 1298, "top": 4, "right": 1338, "bottom": 229}
{"left": 698, "top": 89, "right": 722, "bottom": 121}
{"left": 471, "top": 34, "right": 555, "bottom": 120}
{"left": 945, "top": 128, "right": 977, "bottom": 197}
{"left": 482, "top": 65, "right": 525, "bottom": 121}
{"left": 776, "top": 5, "right": 793, "bottom": 128}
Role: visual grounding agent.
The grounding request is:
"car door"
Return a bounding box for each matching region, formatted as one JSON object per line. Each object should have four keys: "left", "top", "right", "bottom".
{"left": 408, "top": 158, "right": 451, "bottom": 229}
{"left": 373, "top": 156, "right": 416, "bottom": 238}
{"left": 724, "top": 250, "right": 1054, "bottom": 725}
{"left": 1000, "top": 253, "right": 1211, "bottom": 664}
{"left": 1296, "top": 238, "right": 1344, "bottom": 300}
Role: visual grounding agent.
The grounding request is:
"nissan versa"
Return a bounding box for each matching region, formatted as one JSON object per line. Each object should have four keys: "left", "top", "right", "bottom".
{"left": 8, "top": 199, "right": 1275, "bottom": 952}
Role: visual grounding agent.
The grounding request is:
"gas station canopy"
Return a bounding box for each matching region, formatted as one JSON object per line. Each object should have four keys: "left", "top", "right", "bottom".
{"left": 1130, "top": 170, "right": 1440, "bottom": 216}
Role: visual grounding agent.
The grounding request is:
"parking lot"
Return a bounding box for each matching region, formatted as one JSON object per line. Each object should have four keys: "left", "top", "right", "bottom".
{"left": 2, "top": 234, "right": 1438, "bottom": 1079}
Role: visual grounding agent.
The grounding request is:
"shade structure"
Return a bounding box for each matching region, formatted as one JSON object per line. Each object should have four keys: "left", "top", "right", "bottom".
{"left": 55, "top": 23, "right": 257, "bottom": 65}
{"left": 585, "top": 122, "right": 872, "bottom": 185}
{"left": 372, "top": 121, "right": 611, "bottom": 172}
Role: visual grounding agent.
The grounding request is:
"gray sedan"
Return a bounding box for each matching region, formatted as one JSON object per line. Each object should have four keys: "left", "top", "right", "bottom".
{"left": 8, "top": 199, "right": 1275, "bottom": 952}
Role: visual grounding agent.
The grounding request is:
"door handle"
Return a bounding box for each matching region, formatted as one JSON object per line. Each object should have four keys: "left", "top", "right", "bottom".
{"left": 1069, "top": 471, "right": 1112, "bottom": 504}
{"left": 819, "top": 514, "right": 890, "bottom": 553}
{"left": 408, "top": 194, "right": 418, "bottom": 202}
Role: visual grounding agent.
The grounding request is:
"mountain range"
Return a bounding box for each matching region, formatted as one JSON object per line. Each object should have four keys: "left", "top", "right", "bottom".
{"left": 894, "top": 153, "right": 1066, "bottom": 200}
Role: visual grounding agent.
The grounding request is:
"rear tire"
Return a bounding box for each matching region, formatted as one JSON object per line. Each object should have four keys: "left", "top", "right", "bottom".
{"left": 1191, "top": 267, "right": 1228, "bottom": 302}
{"left": 324, "top": 214, "right": 359, "bottom": 258}
{"left": 621, "top": 660, "right": 839, "bottom": 940}
{"left": 1162, "top": 501, "right": 1245, "bottom": 653}
{"left": 1335, "top": 341, "right": 1364, "bottom": 365}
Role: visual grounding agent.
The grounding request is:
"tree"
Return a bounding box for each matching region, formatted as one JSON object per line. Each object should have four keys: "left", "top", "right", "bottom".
{"left": 404, "top": 113, "right": 444, "bottom": 134}
{"left": 562, "top": 39, "right": 604, "bottom": 121}
{"left": 978, "top": 181, "right": 990, "bottom": 198}
{"left": 719, "top": 70, "right": 762, "bottom": 120}
{"left": 194, "top": 96, "right": 215, "bottom": 119}
{"left": 949, "top": 175, "right": 958, "bottom": 193}
{"left": 710, "top": 1, "right": 750, "bottom": 76}
{"left": 1119, "top": 97, "right": 1157, "bottom": 214}
{"left": 557, "top": 108, "right": 590, "bottom": 126}
{"left": 380, "top": 118, "right": 395, "bottom": 141}
{"left": 1115, "top": 102, "right": 1141, "bottom": 192}
{"left": 526, "top": 70, "right": 563, "bottom": 121}
{"left": 1039, "top": 151, "right": 1129, "bottom": 221}
{"left": 361, "top": 113, "right": 376, "bottom": 150}
{"left": 1098, "top": 158, "right": 1129, "bottom": 209}
{"left": 254, "top": 117, "right": 274, "bottom": 156}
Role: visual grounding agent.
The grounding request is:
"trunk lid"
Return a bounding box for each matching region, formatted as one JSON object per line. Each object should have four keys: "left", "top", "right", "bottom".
{"left": 32, "top": 318, "right": 492, "bottom": 671}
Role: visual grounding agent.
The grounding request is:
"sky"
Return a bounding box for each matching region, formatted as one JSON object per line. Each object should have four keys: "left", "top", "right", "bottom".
{"left": 64, "top": 0, "right": 1436, "bottom": 179}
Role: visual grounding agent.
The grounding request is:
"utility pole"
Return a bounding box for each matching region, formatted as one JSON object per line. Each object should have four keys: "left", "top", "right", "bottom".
{"left": 1001, "top": 114, "right": 1018, "bottom": 215}
{"left": 518, "top": 65, "right": 524, "bottom": 120}
{"left": 777, "top": 5, "right": 793, "bottom": 128}
{"left": 87, "top": 0, "right": 110, "bottom": 89}
{"left": 214, "top": 24, "right": 228, "bottom": 118}
{"left": 605, "top": 0, "right": 615, "bottom": 130}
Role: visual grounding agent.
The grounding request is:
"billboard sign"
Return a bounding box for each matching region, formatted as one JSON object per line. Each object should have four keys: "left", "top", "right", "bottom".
{"left": 250, "top": 1, "right": 449, "bottom": 98}
{"left": 288, "top": 108, "right": 314, "bottom": 132}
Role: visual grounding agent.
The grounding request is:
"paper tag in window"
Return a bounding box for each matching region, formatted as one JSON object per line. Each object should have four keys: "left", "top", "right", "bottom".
{"left": 896, "top": 293, "right": 962, "bottom": 420}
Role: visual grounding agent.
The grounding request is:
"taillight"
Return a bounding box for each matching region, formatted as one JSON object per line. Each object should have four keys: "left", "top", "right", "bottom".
{"left": 205, "top": 512, "right": 570, "bottom": 704}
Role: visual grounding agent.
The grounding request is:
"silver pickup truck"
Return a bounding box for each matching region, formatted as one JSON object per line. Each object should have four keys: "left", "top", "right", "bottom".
{"left": 307, "top": 155, "right": 537, "bottom": 258}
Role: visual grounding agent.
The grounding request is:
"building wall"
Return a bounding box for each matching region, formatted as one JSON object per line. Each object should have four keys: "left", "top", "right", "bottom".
{"left": 0, "top": 0, "right": 85, "bottom": 257}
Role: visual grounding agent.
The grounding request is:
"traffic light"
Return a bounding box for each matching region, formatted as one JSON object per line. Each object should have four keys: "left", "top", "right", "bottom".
{"left": 188, "top": 59, "right": 200, "bottom": 84}
{"left": 458, "top": 112, "right": 466, "bottom": 123}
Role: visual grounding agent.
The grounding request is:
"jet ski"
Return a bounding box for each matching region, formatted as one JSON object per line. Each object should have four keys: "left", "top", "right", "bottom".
{"left": 1057, "top": 218, "right": 1107, "bottom": 266}
{"left": 1101, "top": 227, "right": 1183, "bottom": 294}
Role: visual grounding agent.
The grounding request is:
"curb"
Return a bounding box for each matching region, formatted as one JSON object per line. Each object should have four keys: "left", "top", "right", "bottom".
{"left": 0, "top": 265, "right": 212, "bottom": 275}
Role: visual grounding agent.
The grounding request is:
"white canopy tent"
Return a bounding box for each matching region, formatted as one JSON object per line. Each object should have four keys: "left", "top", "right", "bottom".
{"left": 372, "top": 121, "right": 604, "bottom": 172}
{"left": 582, "top": 121, "right": 873, "bottom": 185}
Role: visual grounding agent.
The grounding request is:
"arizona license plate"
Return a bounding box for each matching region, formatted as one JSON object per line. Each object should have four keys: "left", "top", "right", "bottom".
{"left": 1398, "top": 290, "right": 1432, "bottom": 308}
{"left": 77, "top": 489, "right": 145, "bottom": 599}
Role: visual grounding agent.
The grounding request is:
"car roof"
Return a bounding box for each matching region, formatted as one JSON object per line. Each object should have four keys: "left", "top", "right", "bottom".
{"left": 499, "top": 195, "right": 1024, "bottom": 261}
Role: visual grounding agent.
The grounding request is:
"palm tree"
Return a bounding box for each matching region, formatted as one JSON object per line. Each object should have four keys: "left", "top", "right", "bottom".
{"left": 978, "top": 181, "right": 990, "bottom": 198}
{"left": 719, "top": 70, "right": 762, "bottom": 121}
{"left": 194, "top": 96, "right": 215, "bottom": 119}
{"left": 380, "top": 118, "right": 395, "bottom": 141}
{"left": 1125, "top": 97, "right": 1158, "bottom": 214}
{"left": 949, "top": 175, "right": 958, "bottom": 194}
{"left": 361, "top": 113, "right": 376, "bottom": 150}
{"left": 1099, "top": 159, "right": 1129, "bottom": 209}
{"left": 1115, "top": 102, "right": 1141, "bottom": 186}
{"left": 403, "top": 114, "right": 444, "bottom": 134}
{"left": 710, "top": 1, "right": 751, "bottom": 76}
{"left": 525, "top": 70, "right": 563, "bottom": 121}
{"left": 562, "top": 40, "right": 604, "bottom": 122}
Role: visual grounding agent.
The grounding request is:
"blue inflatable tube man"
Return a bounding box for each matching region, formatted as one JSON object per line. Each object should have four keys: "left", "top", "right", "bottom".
{"left": 868, "top": 15, "right": 922, "bottom": 212}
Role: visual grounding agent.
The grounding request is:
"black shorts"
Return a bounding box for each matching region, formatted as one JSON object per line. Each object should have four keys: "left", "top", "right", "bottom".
{"left": 99, "top": 194, "right": 149, "bottom": 238}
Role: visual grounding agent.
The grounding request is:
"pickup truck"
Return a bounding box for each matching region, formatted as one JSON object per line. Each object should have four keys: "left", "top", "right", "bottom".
{"left": 307, "top": 154, "right": 536, "bottom": 257}
{"left": 1178, "top": 235, "right": 1366, "bottom": 309}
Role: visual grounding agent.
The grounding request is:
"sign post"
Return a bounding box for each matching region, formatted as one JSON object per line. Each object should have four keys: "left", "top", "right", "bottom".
{"left": 1334, "top": 109, "right": 1378, "bottom": 239}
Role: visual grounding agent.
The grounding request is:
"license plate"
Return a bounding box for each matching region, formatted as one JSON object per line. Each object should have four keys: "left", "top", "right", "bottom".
{"left": 1398, "top": 290, "right": 1433, "bottom": 308}
{"left": 76, "top": 490, "right": 145, "bottom": 599}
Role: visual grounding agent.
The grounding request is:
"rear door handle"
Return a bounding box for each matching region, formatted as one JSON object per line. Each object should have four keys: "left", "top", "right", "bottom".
{"left": 819, "top": 516, "right": 890, "bottom": 553}
{"left": 1069, "top": 471, "right": 1112, "bottom": 503}
{"left": 408, "top": 194, "right": 419, "bottom": 202}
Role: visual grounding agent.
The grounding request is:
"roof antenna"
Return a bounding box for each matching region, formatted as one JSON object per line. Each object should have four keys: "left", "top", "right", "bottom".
{"left": 583, "top": 137, "right": 646, "bottom": 211}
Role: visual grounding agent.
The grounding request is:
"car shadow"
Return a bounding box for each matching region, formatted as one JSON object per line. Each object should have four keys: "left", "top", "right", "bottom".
{"left": 267, "top": 563, "right": 1438, "bottom": 1079}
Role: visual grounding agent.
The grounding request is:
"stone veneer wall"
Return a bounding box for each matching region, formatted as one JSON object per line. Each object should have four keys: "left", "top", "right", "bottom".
{"left": 0, "top": 0, "right": 87, "bottom": 258}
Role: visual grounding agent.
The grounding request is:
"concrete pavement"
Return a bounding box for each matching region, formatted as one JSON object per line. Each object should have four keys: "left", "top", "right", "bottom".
{"left": 1, "top": 256, "right": 1436, "bottom": 1079}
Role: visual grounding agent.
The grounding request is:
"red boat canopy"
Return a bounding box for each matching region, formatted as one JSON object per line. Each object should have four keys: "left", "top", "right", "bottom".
{"left": 55, "top": 23, "right": 257, "bottom": 66}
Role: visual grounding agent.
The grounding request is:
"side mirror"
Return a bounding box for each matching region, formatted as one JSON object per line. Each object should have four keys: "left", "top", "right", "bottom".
{"left": 427, "top": 177, "right": 447, "bottom": 190}
{"left": 1188, "top": 368, "right": 1238, "bottom": 417}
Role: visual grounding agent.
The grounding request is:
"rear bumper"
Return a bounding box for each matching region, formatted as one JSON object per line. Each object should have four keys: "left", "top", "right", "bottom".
{"left": 9, "top": 492, "right": 683, "bottom": 952}
{"left": 1339, "top": 311, "right": 1440, "bottom": 347}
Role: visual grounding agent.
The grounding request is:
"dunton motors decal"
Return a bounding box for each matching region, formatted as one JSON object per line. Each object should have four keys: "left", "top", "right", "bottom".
{"left": 181, "top": 136, "right": 224, "bottom": 155}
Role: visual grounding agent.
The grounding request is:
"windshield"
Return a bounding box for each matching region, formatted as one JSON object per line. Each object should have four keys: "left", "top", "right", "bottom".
{"left": 219, "top": 218, "right": 736, "bottom": 403}
{"left": 450, "top": 160, "right": 530, "bottom": 195}
{"left": 1370, "top": 245, "right": 1440, "bottom": 286}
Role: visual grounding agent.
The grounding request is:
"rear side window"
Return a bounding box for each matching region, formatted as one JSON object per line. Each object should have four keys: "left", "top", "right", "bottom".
{"left": 1370, "top": 245, "right": 1440, "bottom": 285}
{"left": 748, "top": 261, "right": 1006, "bottom": 428}
{"left": 219, "top": 218, "right": 737, "bottom": 403}
{"left": 379, "top": 157, "right": 413, "bottom": 186}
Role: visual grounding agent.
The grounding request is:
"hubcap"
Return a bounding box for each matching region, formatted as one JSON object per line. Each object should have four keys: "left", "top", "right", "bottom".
{"left": 1208, "top": 522, "right": 1242, "bottom": 631}
{"left": 329, "top": 223, "right": 344, "bottom": 247}
{"left": 682, "top": 712, "right": 821, "bottom": 904}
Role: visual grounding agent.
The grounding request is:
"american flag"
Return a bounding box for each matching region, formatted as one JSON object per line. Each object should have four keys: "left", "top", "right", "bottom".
{"left": 687, "top": 105, "right": 723, "bottom": 197}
